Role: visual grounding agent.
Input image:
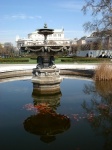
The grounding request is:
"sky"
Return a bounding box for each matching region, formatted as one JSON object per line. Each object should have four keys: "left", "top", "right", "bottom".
{"left": 0, "top": 0, "right": 93, "bottom": 46}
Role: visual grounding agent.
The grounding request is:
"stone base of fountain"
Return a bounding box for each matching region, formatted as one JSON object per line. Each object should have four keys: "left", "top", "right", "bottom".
{"left": 32, "top": 68, "right": 62, "bottom": 95}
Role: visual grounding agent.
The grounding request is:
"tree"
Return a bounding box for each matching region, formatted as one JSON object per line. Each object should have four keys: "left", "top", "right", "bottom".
{"left": 4, "top": 42, "right": 14, "bottom": 57}
{"left": 0, "top": 44, "right": 4, "bottom": 55}
{"left": 71, "top": 44, "right": 78, "bottom": 53}
{"left": 82, "top": 0, "right": 112, "bottom": 34}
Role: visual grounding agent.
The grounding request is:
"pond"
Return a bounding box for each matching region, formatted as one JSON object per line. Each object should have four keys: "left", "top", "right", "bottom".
{"left": 0, "top": 77, "right": 112, "bottom": 150}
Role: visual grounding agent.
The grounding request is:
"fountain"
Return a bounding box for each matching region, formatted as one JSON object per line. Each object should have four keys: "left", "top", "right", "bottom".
{"left": 21, "top": 24, "right": 69, "bottom": 95}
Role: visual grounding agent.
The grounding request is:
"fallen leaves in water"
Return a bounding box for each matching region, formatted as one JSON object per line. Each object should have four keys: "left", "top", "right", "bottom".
{"left": 23, "top": 103, "right": 111, "bottom": 124}
{"left": 72, "top": 112, "right": 95, "bottom": 123}
{"left": 23, "top": 103, "right": 37, "bottom": 112}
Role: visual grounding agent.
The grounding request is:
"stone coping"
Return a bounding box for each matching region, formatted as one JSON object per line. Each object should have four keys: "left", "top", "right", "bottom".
{"left": 0, "top": 75, "right": 93, "bottom": 83}
{"left": 0, "top": 64, "right": 97, "bottom": 72}
{"left": 0, "top": 64, "right": 96, "bottom": 80}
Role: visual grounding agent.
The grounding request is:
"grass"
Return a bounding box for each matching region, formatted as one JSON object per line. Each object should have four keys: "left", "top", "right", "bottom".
{"left": 94, "top": 62, "right": 112, "bottom": 80}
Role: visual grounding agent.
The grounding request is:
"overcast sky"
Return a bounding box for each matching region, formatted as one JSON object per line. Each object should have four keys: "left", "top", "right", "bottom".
{"left": 0, "top": 0, "right": 92, "bottom": 46}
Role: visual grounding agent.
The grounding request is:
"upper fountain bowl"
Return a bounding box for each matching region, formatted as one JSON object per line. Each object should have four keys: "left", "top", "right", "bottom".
{"left": 37, "top": 23, "right": 54, "bottom": 36}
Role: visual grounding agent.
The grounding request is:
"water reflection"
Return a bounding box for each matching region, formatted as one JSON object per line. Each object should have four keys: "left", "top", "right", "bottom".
{"left": 82, "top": 81, "right": 112, "bottom": 150}
{"left": 23, "top": 91, "right": 70, "bottom": 143}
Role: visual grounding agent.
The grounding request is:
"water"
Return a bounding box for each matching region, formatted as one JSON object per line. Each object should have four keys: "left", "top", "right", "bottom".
{"left": 0, "top": 77, "right": 112, "bottom": 150}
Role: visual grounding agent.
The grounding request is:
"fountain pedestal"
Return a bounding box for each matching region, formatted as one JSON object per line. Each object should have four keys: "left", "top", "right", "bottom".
{"left": 32, "top": 68, "right": 62, "bottom": 95}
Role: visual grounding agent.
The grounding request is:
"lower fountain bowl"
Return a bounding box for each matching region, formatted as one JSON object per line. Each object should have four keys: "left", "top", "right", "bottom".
{"left": 32, "top": 68, "right": 62, "bottom": 95}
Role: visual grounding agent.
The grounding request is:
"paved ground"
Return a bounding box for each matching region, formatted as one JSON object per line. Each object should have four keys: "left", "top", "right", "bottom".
{"left": 0, "top": 63, "right": 98, "bottom": 72}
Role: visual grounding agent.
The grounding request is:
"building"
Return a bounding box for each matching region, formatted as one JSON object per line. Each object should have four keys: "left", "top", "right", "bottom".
{"left": 76, "top": 30, "right": 112, "bottom": 57}
{"left": 16, "top": 27, "right": 71, "bottom": 50}
{"left": 85, "top": 30, "right": 112, "bottom": 50}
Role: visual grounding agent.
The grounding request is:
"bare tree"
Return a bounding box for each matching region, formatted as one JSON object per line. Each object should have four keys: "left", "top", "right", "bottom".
{"left": 71, "top": 44, "right": 78, "bottom": 53}
{"left": 82, "top": 0, "right": 112, "bottom": 33}
{"left": 4, "top": 42, "right": 15, "bottom": 57}
{"left": 0, "top": 45, "right": 3, "bottom": 55}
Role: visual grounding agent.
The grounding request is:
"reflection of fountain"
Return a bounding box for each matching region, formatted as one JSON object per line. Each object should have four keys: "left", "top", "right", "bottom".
{"left": 32, "top": 91, "right": 62, "bottom": 109}
{"left": 20, "top": 24, "right": 69, "bottom": 94}
{"left": 82, "top": 81, "right": 112, "bottom": 149}
{"left": 23, "top": 92, "right": 70, "bottom": 143}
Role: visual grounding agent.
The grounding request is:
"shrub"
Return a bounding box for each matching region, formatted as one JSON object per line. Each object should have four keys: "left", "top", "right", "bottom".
{"left": 73, "top": 57, "right": 110, "bottom": 62}
{"left": 0, "top": 58, "right": 29, "bottom": 62}
{"left": 94, "top": 62, "right": 112, "bottom": 80}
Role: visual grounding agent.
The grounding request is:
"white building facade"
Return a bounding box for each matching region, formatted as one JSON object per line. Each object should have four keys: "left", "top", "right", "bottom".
{"left": 16, "top": 28, "right": 71, "bottom": 49}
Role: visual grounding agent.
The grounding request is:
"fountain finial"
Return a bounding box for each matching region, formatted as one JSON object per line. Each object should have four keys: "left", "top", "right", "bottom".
{"left": 44, "top": 23, "right": 47, "bottom": 28}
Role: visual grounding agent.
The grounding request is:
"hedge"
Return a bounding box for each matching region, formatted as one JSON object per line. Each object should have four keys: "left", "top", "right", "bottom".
{"left": 73, "top": 57, "right": 110, "bottom": 62}
{"left": 0, "top": 58, "right": 29, "bottom": 62}
{"left": 60, "top": 57, "right": 111, "bottom": 63}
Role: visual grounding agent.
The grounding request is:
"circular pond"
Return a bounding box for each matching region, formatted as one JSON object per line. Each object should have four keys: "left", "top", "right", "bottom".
{"left": 0, "top": 76, "right": 112, "bottom": 150}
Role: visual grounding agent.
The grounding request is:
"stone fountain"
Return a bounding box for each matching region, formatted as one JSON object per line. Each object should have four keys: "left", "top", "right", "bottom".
{"left": 20, "top": 24, "right": 69, "bottom": 95}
